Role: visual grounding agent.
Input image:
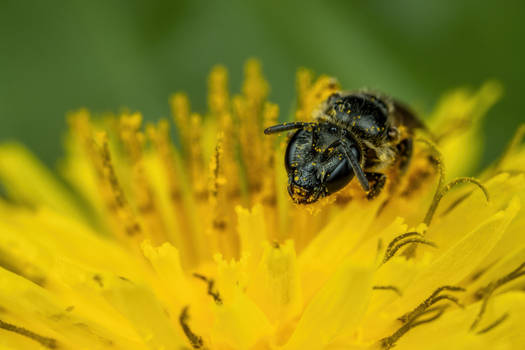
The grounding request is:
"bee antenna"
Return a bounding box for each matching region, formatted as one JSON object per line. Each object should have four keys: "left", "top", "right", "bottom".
{"left": 340, "top": 140, "right": 370, "bottom": 191}
{"left": 264, "top": 122, "right": 316, "bottom": 135}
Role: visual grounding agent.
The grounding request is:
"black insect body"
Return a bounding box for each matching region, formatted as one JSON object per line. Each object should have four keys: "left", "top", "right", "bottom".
{"left": 264, "top": 92, "right": 424, "bottom": 204}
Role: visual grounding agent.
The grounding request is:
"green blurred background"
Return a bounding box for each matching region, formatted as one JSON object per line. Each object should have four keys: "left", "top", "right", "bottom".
{"left": 1, "top": 0, "right": 524, "bottom": 170}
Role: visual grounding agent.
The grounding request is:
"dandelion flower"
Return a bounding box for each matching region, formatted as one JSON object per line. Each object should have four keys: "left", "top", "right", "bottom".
{"left": 0, "top": 59, "right": 524, "bottom": 350}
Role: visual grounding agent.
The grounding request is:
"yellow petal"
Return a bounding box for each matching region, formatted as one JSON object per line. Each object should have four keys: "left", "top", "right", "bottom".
{"left": 283, "top": 258, "right": 374, "bottom": 350}
{"left": 398, "top": 196, "right": 519, "bottom": 312}
{"left": 0, "top": 267, "right": 145, "bottom": 350}
{"left": 0, "top": 143, "right": 85, "bottom": 222}
{"left": 95, "top": 272, "right": 187, "bottom": 349}
{"left": 299, "top": 198, "right": 384, "bottom": 300}
{"left": 211, "top": 295, "right": 273, "bottom": 349}
{"left": 237, "top": 204, "right": 267, "bottom": 274}
{"left": 248, "top": 240, "right": 302, "bottom": 324}
{"left": 428, "top": 81, "right": 502, "bottom": 178}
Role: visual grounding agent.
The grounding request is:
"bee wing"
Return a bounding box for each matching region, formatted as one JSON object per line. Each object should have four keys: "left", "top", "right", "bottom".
{"left": 391, "top": 99, "right": 428, "bottom": 134}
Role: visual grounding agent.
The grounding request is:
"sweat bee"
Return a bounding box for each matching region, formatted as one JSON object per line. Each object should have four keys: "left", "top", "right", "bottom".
{"left": 264, "top": 91, "right": 426, "bottom": 204}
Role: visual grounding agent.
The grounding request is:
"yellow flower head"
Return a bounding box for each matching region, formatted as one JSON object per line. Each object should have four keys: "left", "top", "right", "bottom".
{"left": 0, "top": 59, "right": 524, "bottom": 350}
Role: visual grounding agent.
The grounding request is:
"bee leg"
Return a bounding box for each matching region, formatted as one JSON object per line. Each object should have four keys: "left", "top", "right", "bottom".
{"left": 365, "top": 172, "right": 387, "bottom": 200}
{"left": 397, "top": 138, "right": 413, "bottom": 175}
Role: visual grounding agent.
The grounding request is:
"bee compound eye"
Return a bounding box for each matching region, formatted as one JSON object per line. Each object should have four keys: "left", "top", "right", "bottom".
{"left": 325, "top": 159, "right": 354, "bottom": 195}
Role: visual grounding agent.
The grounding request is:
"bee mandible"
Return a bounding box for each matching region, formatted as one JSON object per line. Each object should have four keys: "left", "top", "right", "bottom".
{"left": 264, "top": 91, "right": 425, "bottom": 204}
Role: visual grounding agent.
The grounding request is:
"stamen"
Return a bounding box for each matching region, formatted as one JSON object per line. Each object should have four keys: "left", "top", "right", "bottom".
{"left": 399, "top": 285, "right": 465, "bottom": 324}
{"left": 405, "top": 139, "right": 488, "bottom": 256}
{"left": 385, "top": 231, "right": 423, "bottom": 254}
{"left": 476, "top": 313, "right": 509, "bottom": 335}
{"left": 95, "top": 133, "right": 143, "bottom": 238}
{"left": 397, "top": 138, "right": 445, "bottom": 258}
{"left": 440, "top": 192, "right": 471, "bottom": 216}
{"left": 179, "top": 306, "right": 205, "bottom": 349}
{"left": 415, "top": 137, "right": 445, "bottom": 195}
{"left": 259, "top": 103, "right": 280, "bottom": 207}
{"left": 0, "top": 319, "right": 57, "bottom": 349}
{"left": 119, "top": 114, "right": 167, "bottom": 243}
{"left": 409, "top": 305, "right": 449, "bottom": 328}
{"left": 193, "top": 273, "right": 223, "bottom": 304}
{"left": 424, "top": 177, "right": 489, "bottom": 226}
{"left": 147, "top": 121, "right": 198, "bottom": 265}
{"left": 386, "top": 239, "right": 437, "bottom": 264}
{"left": 380, "top": 305, "right": 448, "bottom": 349}
{"left": 208, "top": 133, "right": 224, "bottom": 204}
{"left": 295, "top": 73, "right": 339, "bottom": 122}
{"left": 382, "top": 231, "right": 436, "bottom": 264}
{"left": 208, "top": 133, "right": 241, "bottom": 257}
{"left": 208, "top": 65, "right": 230, "bottom": 118}
{"left": 471, "top": 261, "right": 525, "bottom": 331}
{"left": 170, "top": 92, "right": 191, "bottom": 154}
{"left": 242, "top": 59, "right": 269, "bottom": 109}
{"left": 372, "top": 285, "right": 403, "bottom": 296}
{"left": 147, "top": 121, "right": 184, "bottom": 206}
{"left": 189, "top": 113, "right": 207, "bottom": 201}
{"left": 235, "top": 73, "right": 265, "bottom": 197}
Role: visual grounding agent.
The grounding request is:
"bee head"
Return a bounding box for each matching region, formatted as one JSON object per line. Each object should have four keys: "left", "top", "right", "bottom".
{"left": 284, "top": 126, "right": 359, "bottom": 204}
